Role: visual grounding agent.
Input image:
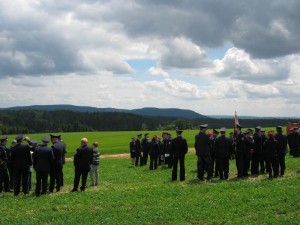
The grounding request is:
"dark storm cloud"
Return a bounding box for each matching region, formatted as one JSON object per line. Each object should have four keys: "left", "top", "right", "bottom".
{"left": 1, "top": 0, "right": 300, "bottom": 78}
{"left": 103, "top": 0, "right": 300, "bottom": 58}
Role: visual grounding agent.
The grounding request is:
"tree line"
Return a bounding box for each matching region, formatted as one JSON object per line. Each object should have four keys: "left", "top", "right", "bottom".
{"left": 0, "top": 110, "right": 292, "bottom": 134}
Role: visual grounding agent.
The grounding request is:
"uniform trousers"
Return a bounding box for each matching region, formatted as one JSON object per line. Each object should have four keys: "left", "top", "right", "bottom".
{"left": 172, "top": 155, "right": 185, "bottom": 181}
{"left": 35, "top": 171, "right": 49, "bottom": 196}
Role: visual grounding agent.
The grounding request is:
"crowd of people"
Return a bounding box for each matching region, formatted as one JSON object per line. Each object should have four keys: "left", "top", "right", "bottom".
{"left": 0, "top": 134, "right": 100, "bottom": 196}
{"left": 1, "top": 124, "right": 298, "bottom": 197}
{"left": 129, "top": 125, "right": 299, "bottom": 181}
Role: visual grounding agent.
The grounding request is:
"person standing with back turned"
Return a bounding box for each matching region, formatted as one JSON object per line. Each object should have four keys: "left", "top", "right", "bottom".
{"left": 72, "top": 138, "right": 93, "bottom": 192}
{"left": 171, "top": 129, "right": 188, "bottom": 181}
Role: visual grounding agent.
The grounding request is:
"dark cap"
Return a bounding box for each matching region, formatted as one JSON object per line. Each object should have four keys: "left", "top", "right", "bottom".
{"left": 248, "top": 128, "right": 254, "bottom": 133}
{"left": 144, "top": 133, "right": 149, "bottom": 137}
{"left": 255, "top": 126, "right": 261, "bottom": 130}
{"left": 276, "top": 126, "right": 283, "bottom": 131}
{"left": 213, "top": 129, "right": 219, "bottom": 134}
{"left": 50, "top": 134, "right": 61, "bottom": 139}
{"left": 31, "top": 140, "right": 38, "bottom": 145}
{"left": 15, "top": 134, "right": 23, "bottom": 142}
{"left": 176, "top": 129, "right": 183, "bottom": 134}
{"left": 137, "top": 134, "right": 142, "bottom": 137}
{"left": 243, "top": 131, "right": 250, "bottom": 135}
{"left": 42, "top": 137, "right": 50, "bottom": 143}
{"left": 200, "top": 124, "right": 208, "bottom": 129}
{"left": 0, "top": 136, "right": 8, "bottom": 142}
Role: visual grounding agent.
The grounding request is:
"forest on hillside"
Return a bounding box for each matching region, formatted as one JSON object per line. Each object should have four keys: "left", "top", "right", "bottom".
{"left": 0, "top": 110, "right": 292, "bottom": 134}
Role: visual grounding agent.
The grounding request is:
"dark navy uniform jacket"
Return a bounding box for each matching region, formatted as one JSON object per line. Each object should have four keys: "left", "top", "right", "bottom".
{"left": 195, "top": 132, "right": 210, "bottom": 156}
{"left": 11, "top": 143, "right": 32, "bottom": 168}
{"left": 215, "top": 135, "right": 233, "bottom": 158}
{"left": 33, "top": 144, "right": 54, "bottom": 172}
{"left": 263, "top": 138, "right": 278, "bottom": 158}
{"left": 275, "top": 133, "right": 288, "bottom": 155}
{"left": 52, "top": 141, "right": 65, "bottom": 166}
{"left": 74, "top": 145, "right": 93, "bottom": 170}
{"left": 148, "top": 140, "right": 160, "bottom": 156}
{"left": 172, "top": 136, "right": 188, "bottom": 157}
{"left": 235, "top": 132, "right": 246, "bottom": 156}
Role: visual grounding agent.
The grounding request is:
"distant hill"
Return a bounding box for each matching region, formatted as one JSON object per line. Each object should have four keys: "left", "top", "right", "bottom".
{"left": 0, "top": 105, "right": 207, "bottom": 119}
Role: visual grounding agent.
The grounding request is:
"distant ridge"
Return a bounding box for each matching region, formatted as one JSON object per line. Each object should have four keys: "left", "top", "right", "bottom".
{"left": 0, "top": 104, "right": 207, "bottom": 119}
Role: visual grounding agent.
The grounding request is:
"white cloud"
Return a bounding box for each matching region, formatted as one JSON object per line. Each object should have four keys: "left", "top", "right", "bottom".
{"left": 147, "top": 67, "right": 169, "bottom": 78}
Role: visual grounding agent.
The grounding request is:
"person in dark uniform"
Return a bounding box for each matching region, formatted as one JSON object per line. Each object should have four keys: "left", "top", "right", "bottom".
{"left": 7, "top": 140, "right": 17, "bottom": 191}
{"left": 243, "top": 130, "right": 254, "bottom": 177}
{"left": 215, "top": 128, "right": 233, "bottom": 180}
{"left": 135, "top": 134, "right": 142, "bottom": 166}
{"left": 275, "top": 126, "right": 288, "bottom": 176}
{"left": 148, "top": 135, "right": 160, "bottom": 170}
{"left": 159, "top": 133, "right": 165, "bottom": 165}
{"left": 49, "top": 134, "right": 64, "bottom": 193}
{"left": 141, "top": 133, "right": 149, "bottom": 166}
{"left": 0, "top": 136, "right": 10, "bottom": 193}
{"left": 234, "top": 124, "right": 245, "bottom": 179}
{"left": 260, "top": 130, "right": 267, "bottom": 173}
{"left": 251, "top": 126, "right": 261, "bottom": 175}
{"left": 195, "top": 124, "right": 212, "bottom": 181}
{"left": 130, "top": 136, "right": 137, "bottom": 166}
{"left": 59, "top": 137, "right": 67, "bottom": 187}
{"left": 263, "top": 132, "right": 279, "bottom": 178}
{"left": 171, "top": 129, "right": 188, "bottom": 181}
{"left": 288, "top": 128, "right": 299, "bottom": 157}
{"left": 33, "top": 137, "right": 54, "bottom": 196}
{"left": 71, "top": 138, "right": 93, "bottom": 192}
{"left": 164, "top": 133, "right": 173, "bottom": 168}
{"left": 210, "top": 129, "right": 219, "bottom": 177}
{"left": 10, "top": 134, "right": 32, "bottom": 196}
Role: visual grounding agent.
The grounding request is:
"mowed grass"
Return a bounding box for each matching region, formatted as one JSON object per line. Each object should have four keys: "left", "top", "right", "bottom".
{"left": 1, "top": 154, "right": 300, "bottom": 224}
{"left": 4, "top": 128, "right": 278, "bottom": 157}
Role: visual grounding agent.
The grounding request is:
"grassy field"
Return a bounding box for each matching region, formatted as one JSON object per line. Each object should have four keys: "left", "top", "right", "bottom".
{"left": 1, "top": 153, "right": 300, "bottom": 224}
{"left": 4, "top": 128, "right": 278, "bottom": 157}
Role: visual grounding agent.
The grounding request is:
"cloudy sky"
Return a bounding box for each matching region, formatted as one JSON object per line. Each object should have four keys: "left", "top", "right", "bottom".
{"left": 1, "top": 0, "right": 300, "bottom": 117}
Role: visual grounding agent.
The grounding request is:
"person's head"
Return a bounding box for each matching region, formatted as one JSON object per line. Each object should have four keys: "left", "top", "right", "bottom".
{"left": 15, "top": 134, "right": 23, "bottom": 143}
{"left": 144, "top": 133, "right": 149, "bottom": 139}
{"left": 220, "top": 127, "right": 226, "bottom": 136}
{"left": 131, "top": 136, "right": 136, "bottom": 142}
{"left": 276, "top": 126, "right": 283, "bottom": 133}
{"left": 137, "top": 134, "right": 142, "bottom": 139}
{"left": 92, "top": 142, "right": 98, "bottom": 149}
{"left": 235, "top": 124, "right": 242, "bottom": 133}
{"left": 80, "top": 137, "right": 88, "bottom": 146}
{"left": 152, "top": 135, "right": 157, "bottom": 142}
{"left": 255, "top": 126, "right": 261, "bottom": 133}
{"left": 167, "top": 133, "right": 171, "bottom": 139}
{"left": 176, "top": 129, "right": 183, "bottom": 137}
{"left": 212, "top": 129, "right": 219, "bottom": 138}
{"left": 293, "top": 127, "right": 299, "bottom": 133}
{"left": 42, "top": 137, "right": 50, "bottom": 145}
{"left": 200, "top": 124, "right": 208, "bottom": 133}
{"left": 243, "top": 131, "right": 250, "bottom": 138}
{"left": 0, "top": 136, "right": 8, "bottom": 146}
{"left": 268, "top": 132, "right": 274, "bottom": 139}
{"left": 248, "top": 129, "right": 254, "bottom": 136}
{"left": 11, "top": 140, "right": 17, "bottom": 147}
{"left": 50, "top": 134, "right": 61, "bottom": 144}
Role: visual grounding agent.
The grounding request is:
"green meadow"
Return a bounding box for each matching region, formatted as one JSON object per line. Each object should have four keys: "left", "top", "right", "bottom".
{"left": 2, "top": 128, "right": 299, "bottom": 224}
{"left": 4, "top": 128, "right": 277, "bottom": 156}
{"left": 1, "top": 154, "right": 300, "bottom": 224}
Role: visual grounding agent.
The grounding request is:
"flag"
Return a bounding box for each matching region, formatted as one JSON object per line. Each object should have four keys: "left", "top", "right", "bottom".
{"left": 234, "top": 111, "right": 240, "bottom": 129}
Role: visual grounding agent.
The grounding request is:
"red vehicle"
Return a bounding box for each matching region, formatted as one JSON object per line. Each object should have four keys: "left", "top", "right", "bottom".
{"left": 287, "top": 120, "right": 300, "bottom": 134}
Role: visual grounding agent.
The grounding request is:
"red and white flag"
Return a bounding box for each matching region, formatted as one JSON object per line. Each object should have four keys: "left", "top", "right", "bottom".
{"left": 234, "top": 111, "right": 240, "bottom": 129}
